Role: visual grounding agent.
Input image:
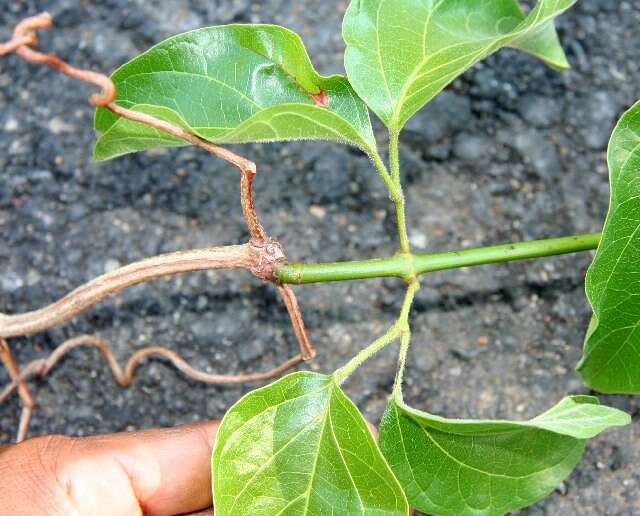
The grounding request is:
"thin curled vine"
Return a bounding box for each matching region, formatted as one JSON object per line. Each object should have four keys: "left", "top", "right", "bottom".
{"left": 0, "top": 13, "right": 315, "bottom": 443}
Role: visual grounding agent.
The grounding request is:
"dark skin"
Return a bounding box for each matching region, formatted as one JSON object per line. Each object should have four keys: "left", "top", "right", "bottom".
{"left": 0, "top": 421, "right": 219, "bottom": 516}
{"left": 0, "top": 419, "right": 386, "bottom": 515}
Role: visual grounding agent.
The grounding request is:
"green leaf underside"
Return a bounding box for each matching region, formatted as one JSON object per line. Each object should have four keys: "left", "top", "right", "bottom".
{"left": 578, "top": 101, "right": 640, "bottom": 393}
{"left": 343, "top": 0, "right": 575, "bottom": 130}
{"left": 212, "top": 372, "right": 408, "bottom": 515}
{"left": 379, "top": 396, "right": 629, "bottom": 516}
{"left": 94, "top": 24, "right": 375, "bottom": 160}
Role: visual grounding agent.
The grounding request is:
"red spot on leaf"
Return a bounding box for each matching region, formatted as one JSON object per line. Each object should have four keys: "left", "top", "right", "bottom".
{"left": 310, "top": 90, "right": 329, "bottom": 108}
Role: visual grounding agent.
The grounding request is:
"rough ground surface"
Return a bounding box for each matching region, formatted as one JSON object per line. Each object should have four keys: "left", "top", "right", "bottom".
{"left": 1, "top": 0, "right": 639, "bottom": 514}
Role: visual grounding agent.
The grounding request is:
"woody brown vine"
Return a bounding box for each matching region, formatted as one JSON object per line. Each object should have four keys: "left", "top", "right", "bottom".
{"left": 0, "top": 12, "right": 315, "bottom": 443}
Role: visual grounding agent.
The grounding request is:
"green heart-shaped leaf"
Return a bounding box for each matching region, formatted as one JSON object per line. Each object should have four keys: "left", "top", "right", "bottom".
{"left": 343, "top": 0, "right": 576, "bottom": 131}
{"left": 379, "top": 396, "right": 629, "bottom": 516}
{"left": 212, "top": 372, "right": 408, "bottom": 515}
{"left": 578, "top": 100, "right": 640, "bottom": 393}
{"left": 94, "top": 25, "right": 376, "bottom": 161}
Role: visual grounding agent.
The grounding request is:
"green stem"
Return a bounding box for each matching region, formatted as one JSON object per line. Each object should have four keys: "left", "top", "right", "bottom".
{"left": 393, "top": 195, "right": 410, "bottom": 254}
{"left": 390, "top": 280, "right": 419, "bottom": 397}
{"left": 389, "top": 130, "right": 402, "bottom": 185}
{"left": 333, "top": 281, "right": 419, "bottom": 384}
{"left": 388, "top": 132, "right": 411, "bottom": 254}
{"left": 277, "top": 232, "right": 601, "bottom": 284}
{"left": 370, "top": 151, "right": 396, "bottom": 196}
{"left": 332, "top": 325, "right": 401, "bottom": 385}
{"left": 392, "top": 330, "right": 412, "bottom": 401}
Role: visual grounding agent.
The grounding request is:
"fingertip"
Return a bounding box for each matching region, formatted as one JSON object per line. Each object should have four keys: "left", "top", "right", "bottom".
{"left": 81, "top": 420, "right": 220, "bottom": 516}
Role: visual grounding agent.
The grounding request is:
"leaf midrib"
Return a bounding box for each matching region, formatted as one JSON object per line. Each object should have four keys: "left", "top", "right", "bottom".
{"left": 375, "top": 0, "right": 394, "bottom": 111}
{"left": 219, "top": 385, "right": 328, "bottom": 457}
{"left": 121, "top": 69, "right": 264, "bottom": 110}
{"left": 219, "top": 107, "right": 374, "bottom": 151}
{"left": 226, "top": 407, "right": 326, "bottom": 514}
{"left": 382, "top": 0, "right": 566, "bottom": 129}
{"left": 327, "top": 393, "right": 365, "bottom": 515}
{"left": 404, "top": 412, "right": 576, "bottom": 481}
{"left": 301, "top": 385, "right": 333, "bottom": 515}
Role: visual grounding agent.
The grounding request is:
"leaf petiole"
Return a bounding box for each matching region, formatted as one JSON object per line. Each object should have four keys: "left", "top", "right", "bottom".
{"left": 333, "top": 280, "right": 419, "bottom": 384}
{"left": 392, "top": 329, "right": 412, "bottom": 401}
{"left": 388, "top": 131, "right": 411, "bottom": 254}
{"left": 370, "top": 150, "right": 396, "bottom": 195}
{"left": 370, "top": 140, "right": 411, "bottom": 255}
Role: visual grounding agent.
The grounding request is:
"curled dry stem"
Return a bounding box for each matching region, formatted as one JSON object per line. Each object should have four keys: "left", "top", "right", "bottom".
{"left": 0, "top": 335, "right": 305, "bottom": 443}
{"left": 10, "top": 12, "right": 115, "bottom": 106}
{"left": 107, "top": 102, "right": 256, "bottom": 175}
{"left": 0, "top": 336, "right": 305, "bottom": 396}
{"left": 0, "top": 245, "right": 255, "bottom": 339}
{"left": 0, "top": 12, "right": 315, "bottom": 441}
{"left": 5, "top": 12, "right": 254, "bottom": 172}
{"left": 0, "top": 34, "right": 36, "bottom": 56}
{"left": 0, "top": 339, "right": 35, "bottom": 442}
{"left": 240, "top": 169, "right": 268, "bottom": 242}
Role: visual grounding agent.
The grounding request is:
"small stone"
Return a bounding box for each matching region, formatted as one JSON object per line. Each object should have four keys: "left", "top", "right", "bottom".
{"left": 92, "top": 27, "right": 138, "bottom": 65}
{"left": 145, "top": 0, "right": 203, "bottom": 33}
{"left": 453, "top": 133, "right": 487, "bottom": 162}
{"left": 4, "top": 117, "right": 18, "bottom": 132}
{"left": 309, "top": 205, "right": 326, "bottom": 219}
{"left": 192, "top": 318, "right": 217, "bottom": 342}
{"left": 146, "top": 148, "right": 169, "bottom": 157}
{"left": 449, "top": 366, "right": 462, "bottom": 377}
{"left": 196, "top": 295, "right": 208, "bottom": 311}
{"left": 507, "top": 129, "right": 562, "bottom": 181}
{"left": 237, "top": 339, "right": 267, "bottom": 363}
{"left": 48, "top": 117, "right": 76, "bottom": 135}
{"left": 104, "top": 258, "right": 122, "bottom": 273}
{"left": 1, "top": 271, "right": 24, "bottom": 293}
{"left": 517, "top": 95, "right": 561, "bottom": 128}
{"left": 578, "top": 92, "right": 621, "bottom": 150}
{"left": 309, "top": 151, "right": 351, "bottom": 202}
{"left": 67, "top": 204, "right": 88, "bottom": 221}
{"left": 28, "top": 169, "right": 53, "bottom": 182}
{"left": 404, "top": 91, "right": 473, "bottom": 145}
{"left": 9, "top": 138, "right": 28, "bottom": 155}
{"left": 472, "top": 68, "right": 502, "bottom": 99}
{"left": 582, "top": 0, "right": 617, "bottom": 13}
{"left": 26, "top": 269, "right": 41, "bottom": 286}
{"left": 555, "top": 482, "right": 568, "bottom": 496}
{"left": 409, "top": 231, "right": 428, "bottom": 249}
{"left": 427, "top": 141, "right": 452, "bottom": 160}
{"left": 206, "top": 0, "right": 252, "bottom": 22}
{"left": 373, "top": 209, "right": 387, "bottom": 221}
